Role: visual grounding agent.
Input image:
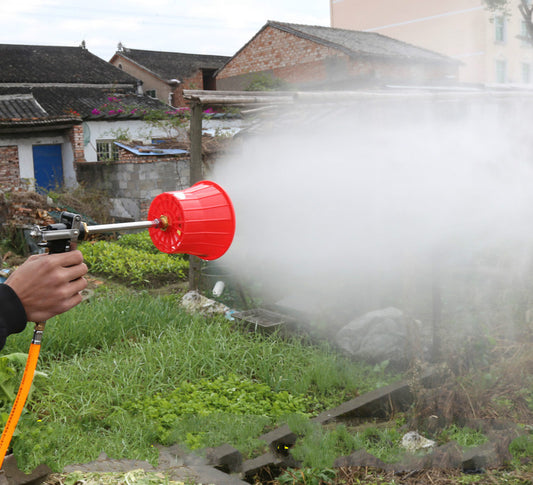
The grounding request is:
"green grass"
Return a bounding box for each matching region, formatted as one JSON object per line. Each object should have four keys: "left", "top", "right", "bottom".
{"left": 1, "top": 290, "right": 399, "bottom": 472}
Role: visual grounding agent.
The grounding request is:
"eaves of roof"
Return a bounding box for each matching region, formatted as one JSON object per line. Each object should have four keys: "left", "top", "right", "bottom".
{"left": 0, "top": 93, "right": 47, "bottom": 119}
{"left": 0, "top": 86, "right": 170, "bottom": 120}
{"left": 0, "top": 115, "right": 81, "bottom": 134}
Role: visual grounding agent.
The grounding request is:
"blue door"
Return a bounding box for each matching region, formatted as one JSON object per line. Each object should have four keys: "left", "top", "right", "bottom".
{"left": 33, "top": 144, "right": 63, "bottom": 192}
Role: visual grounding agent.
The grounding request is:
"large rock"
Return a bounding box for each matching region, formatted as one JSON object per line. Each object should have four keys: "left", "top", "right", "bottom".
{"left": 334, "top": 307, "right": 427, "bottom": 366}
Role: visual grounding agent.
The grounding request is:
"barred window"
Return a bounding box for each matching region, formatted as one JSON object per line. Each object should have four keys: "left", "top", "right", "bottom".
{"left": 96, "top": 140, "right": 119, "bottom": 161}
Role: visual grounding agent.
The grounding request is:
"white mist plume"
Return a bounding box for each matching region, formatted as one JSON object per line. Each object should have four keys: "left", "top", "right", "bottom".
{"left": 211, "top": 93, "right": 533, "bottom": 323}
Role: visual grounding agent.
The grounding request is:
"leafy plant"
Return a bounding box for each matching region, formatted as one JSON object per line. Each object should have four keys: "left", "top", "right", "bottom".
{"left": 123, "top": 373, "right": 313, "bottom": 447}
{"left": 80, "top": 235, "right": 188, "bottom": 285}
{"left": 245, "top": 73, "right": 289, "bottom": 91}
{"left": 116, "top": 231, "right": 161, "bottom": 254}
{"left": 276, "top": 467, "right": 336, "bottom": 485}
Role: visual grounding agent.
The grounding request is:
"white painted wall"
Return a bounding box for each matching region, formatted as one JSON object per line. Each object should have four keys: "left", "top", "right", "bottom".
{"left": 83, "top": 119, "right": 188, "bottom": 161}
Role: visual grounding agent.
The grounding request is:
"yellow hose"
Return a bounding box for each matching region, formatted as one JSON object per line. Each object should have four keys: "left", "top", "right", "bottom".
{"left": 0, "top": 323, "right": 45, "bottom": 468}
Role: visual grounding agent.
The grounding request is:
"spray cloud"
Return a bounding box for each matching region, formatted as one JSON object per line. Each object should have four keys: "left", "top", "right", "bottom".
{"left": 211, "top": 92, "right": 533, "bottom": 340}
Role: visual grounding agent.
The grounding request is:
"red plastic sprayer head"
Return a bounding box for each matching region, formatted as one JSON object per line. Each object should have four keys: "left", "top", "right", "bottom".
{"left": 147, "top": 180, "right": 236, "bottom": 260}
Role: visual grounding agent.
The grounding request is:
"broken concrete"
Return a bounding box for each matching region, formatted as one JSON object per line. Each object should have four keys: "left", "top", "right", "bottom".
{"left": 63, "top": 449, "right": 249, "bottom": 485}
{"left": 0, "top": 454, "right": 51, "bottom": 485}
{"left": 204, "top": 444, "right": 242, "bottom": 474}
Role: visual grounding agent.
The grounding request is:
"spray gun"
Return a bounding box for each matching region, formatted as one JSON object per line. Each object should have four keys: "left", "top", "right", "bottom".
{"left": 30, "top": 211, "right": 167, "bottom": 254}
{"left": 0, "top": 180, "right": 235, "bottom": 468}
{"left": 30, "top": 180, "right": 236, "bottom": 260}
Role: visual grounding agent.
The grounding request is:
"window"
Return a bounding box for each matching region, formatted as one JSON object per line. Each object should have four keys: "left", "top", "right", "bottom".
{"left": 494, "top": 16, "right": 506, "bottom": 43}
{"left": 146, "top": 89, "right": 156, "bottom": 98}
{"left": 96, "top": 140, "right": 119, "bottom": 161}
{"left": 523, "top": 63, "right": 531, "bottom": 84}
{"left": 495, "top": 59, "right": 507, "bottom": 83}
{"left": 522, "top": 20, "right": 533, "bottom": 46}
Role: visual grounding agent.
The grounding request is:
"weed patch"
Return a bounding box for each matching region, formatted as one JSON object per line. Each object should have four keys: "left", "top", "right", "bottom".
{"left": 1, "top": 292, "right": 399, "bottom": 473}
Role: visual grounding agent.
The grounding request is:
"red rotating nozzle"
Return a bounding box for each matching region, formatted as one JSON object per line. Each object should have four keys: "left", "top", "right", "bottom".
{"left": 148, "top": 180, "right": 236, "bottom": 260}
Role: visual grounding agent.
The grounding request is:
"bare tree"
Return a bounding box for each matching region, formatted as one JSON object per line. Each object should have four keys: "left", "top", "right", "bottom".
{"left": 485, "top": 0, "right": 533, "bottom": 43}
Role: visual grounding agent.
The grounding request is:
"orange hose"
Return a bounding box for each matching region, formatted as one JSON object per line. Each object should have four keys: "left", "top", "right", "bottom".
{"left": 0, "top": 327, "right": 43, "bottom": 468}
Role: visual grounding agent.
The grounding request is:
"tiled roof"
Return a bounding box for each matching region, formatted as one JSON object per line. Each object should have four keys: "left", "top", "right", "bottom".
{"left": 0, "top": 86, "right": 169, "bottom": 120}
{"left": 112, "top": 47, "right": 231, "bottom": 82}
{"left": 268, "top": 21, "right": 458, "bottom": 64}
{"left": 0, "top": 44, "right": 137, "bottom": 84}
{"left": 0, "top": 93, "right": 47, "bottom": 119}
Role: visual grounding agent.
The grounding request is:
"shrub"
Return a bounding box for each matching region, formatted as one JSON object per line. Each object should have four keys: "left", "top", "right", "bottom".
{"left": 80, "top": 233, "right": 188, "bottom": 285}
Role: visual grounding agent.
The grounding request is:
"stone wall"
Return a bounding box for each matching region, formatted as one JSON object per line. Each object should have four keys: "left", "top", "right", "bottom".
{"left": 76, "top": 156, "right": 190, "bottom": 220}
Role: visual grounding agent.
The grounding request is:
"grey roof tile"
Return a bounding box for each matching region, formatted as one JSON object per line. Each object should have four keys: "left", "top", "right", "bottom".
{"left": 0, "top": 86, "right": 169, "bottom": 120}
{"left": 0, "top": 93, "right": 47, "bottom": 119}
{"left": 0, "top": 44, "right": 137, "bottom": 84}
{"left": 269, "top": 21, "right": 458, "bottom": 64}
{"left": 113, "top": 47, "right": 231, "bottom": 81}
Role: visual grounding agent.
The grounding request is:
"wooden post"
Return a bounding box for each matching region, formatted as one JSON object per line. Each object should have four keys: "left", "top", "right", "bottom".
{"left": 189, "top": 102, "right": 203, "bottom": 185}
{"left": 188, "top": 102, "right": 203, "bottom": 291}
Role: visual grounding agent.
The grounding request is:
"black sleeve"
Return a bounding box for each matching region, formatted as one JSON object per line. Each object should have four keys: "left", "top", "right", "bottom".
{"left": 0, "top": 284, "right": 27, "bottom": 350}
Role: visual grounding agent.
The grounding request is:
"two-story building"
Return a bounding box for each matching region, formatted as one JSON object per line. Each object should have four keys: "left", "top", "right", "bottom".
{"left": 329, "top": 0, "right": 533, "bottom": 85}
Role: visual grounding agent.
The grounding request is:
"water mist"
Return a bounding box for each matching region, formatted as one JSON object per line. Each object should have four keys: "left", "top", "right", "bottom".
{"left": 210, "top": 92, "right": 533, "bottom": 357}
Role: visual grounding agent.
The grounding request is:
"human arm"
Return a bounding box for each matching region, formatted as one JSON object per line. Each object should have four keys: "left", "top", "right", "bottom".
{"left": 0, "top": 283, "right": 27, "bottom": 350}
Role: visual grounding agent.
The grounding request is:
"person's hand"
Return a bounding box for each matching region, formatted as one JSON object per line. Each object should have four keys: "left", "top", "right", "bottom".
{"left": 5, "top": 250, "right": 88, "bottom": 322}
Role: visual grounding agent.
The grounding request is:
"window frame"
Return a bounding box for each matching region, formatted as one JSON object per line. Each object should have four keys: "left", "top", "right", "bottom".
{"left": 494, "top": 15, "right": 507, "bottom": 44}
{"left": 96, "top": 140, "right": 119, "bottom": 162}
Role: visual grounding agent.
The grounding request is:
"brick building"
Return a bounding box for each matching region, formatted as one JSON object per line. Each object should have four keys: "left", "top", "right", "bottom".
{"left": 110, "top": 45, "right": 230, "bottom": 107}
{"left": 216, "top": 21, "right": 460, "bottom": 90}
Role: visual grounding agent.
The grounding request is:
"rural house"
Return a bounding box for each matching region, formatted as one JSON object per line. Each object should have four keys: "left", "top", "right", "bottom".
{"left": 0, "top": 43, "right": 193, "bottom": 220}
{"left": 215, "top": 21, "right": 460, "bottom": 91}
{"left": 109, "top": 45, "right": 231, "bottom": 107}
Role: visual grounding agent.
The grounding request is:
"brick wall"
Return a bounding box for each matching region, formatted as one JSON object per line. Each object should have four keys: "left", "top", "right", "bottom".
{"left": 218, "top": 26, "right": 338, "bottom": 85}
{"left": 0, "top": 146, "right": 21, "bottom": 189}
{"left": 68, "top": 124, "right": 86, "bottom": 163}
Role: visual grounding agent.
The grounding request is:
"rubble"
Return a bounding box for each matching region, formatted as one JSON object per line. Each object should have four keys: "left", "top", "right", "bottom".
{"left": 0, "top": 190, "right": 54, "bottom": 227}
{"left": 181, "top": 290, "right": 229, "bottom": 316}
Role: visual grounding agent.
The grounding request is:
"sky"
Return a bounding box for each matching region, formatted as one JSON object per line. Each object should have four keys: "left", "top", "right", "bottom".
{"left": 0, "top": 0, "right": 330, "bottom": 61}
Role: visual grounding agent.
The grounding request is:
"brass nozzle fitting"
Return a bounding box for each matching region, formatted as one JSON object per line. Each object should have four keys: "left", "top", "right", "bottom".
{"left": 159, "top": 215, "right": 169, "bottom": 231}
